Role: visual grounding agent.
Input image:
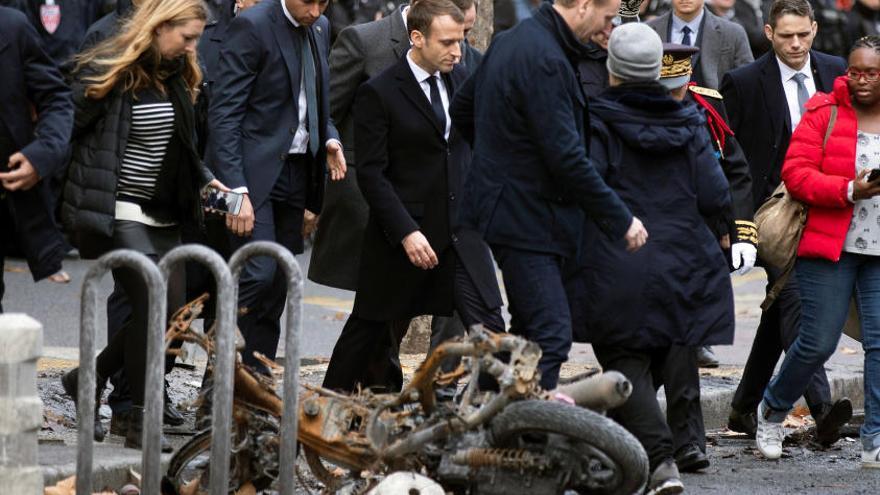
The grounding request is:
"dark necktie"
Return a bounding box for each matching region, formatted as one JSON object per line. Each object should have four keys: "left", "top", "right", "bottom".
{"left": 792, "top": 72, "right": 810, "bottom": 118}
{"left": 426, "top": 75, "right": 446, "bottom": 137}
{"left": 681, "top": 26, "right": 692, "bottom": 46}
{"left": 300, "top": 27, "right": 320, "bottom": 155}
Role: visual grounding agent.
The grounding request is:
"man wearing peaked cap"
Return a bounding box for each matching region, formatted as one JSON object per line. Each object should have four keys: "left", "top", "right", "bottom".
{"left": 657, "top": 41, "right": 756, "bottom": 474}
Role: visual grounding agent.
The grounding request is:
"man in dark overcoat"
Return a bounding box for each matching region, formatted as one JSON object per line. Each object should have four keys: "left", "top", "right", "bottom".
{"left": 450, "top": 0, "right": 647, "bottom": 390}
{"left": 322, "top": 0, "right": 503, "bottom": 392}
{"left": 0, "top": 6, "right": 72, "bottom": 312}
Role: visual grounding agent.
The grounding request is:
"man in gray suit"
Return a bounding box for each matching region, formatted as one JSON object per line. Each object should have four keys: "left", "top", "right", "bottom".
{"left": 315, "top": 0, "right": 488, "bottom": 392}
{"left": 648, "top": 0, "right": 754, "bottom": 89}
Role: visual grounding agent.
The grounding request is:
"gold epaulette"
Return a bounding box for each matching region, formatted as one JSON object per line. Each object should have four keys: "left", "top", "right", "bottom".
{"left": 689, "top": 86, "right": 723, "bottom": 100}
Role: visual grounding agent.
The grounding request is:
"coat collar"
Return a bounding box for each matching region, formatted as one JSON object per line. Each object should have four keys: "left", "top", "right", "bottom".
{"left": 394, "top": 53, "right": 457, "bottom": 138}
{"left": 390, "top": 4, "right": 409, "bottom": 59}
{"left": 758, "top": 51, "right": 792, "bottom": 136}
{"left": 269, "top": 0, "right": 304, "bottom": 103}
{"left": 532, "top": 3, "right": 592, "bottom": 65}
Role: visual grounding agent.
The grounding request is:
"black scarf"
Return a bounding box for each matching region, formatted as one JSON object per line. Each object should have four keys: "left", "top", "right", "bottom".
{"left": 133, "top": 59, "right": 201, "bottom": 225}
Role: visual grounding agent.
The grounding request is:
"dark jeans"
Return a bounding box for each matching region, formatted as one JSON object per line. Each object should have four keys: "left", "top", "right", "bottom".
{"left": 594, "top": 345, "right": 674, "bottom": 472}
{"left": 492, "top": 247, "right": 571, "bottom": 390}
{"left": 731, "top": 265, "right": 831, "bottom": 417}
{"left": 764, "top": 253, "right": 880, "bottom": 450}
{"left": 228, "top": 155, "right": 308, "bottom": 371}
{"left": 663, "top": 346, "right": 705, "bottom": 454}
{"left": 323, "top": 257, "right": 504, "bottom": 392}
{"left": 95, "top": 221, "right": 184, "bottom": 407}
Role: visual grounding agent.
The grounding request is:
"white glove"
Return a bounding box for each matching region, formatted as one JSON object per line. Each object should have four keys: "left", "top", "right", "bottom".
{"left": 731, "top": 242, "right": 757, "bottom": 275}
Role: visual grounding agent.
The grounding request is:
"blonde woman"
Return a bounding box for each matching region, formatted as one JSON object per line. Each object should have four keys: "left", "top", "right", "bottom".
{"left": 60, "top": 0, "right": 227, "bottom": 451}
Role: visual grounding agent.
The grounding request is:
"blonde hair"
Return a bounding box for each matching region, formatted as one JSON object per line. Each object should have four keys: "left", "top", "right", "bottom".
{"left": 74, "top": 0, "right": 208, "bottom": 102}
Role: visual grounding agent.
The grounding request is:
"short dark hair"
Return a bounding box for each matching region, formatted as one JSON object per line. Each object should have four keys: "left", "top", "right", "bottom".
{"left": 767, "top": 0, "right": 814, "bottom": 29}
{"left": 449, "top": 0, "right": 474, "bottom": 11}
{"left": 408, "top": 0, "right": 464, "bottom": 37}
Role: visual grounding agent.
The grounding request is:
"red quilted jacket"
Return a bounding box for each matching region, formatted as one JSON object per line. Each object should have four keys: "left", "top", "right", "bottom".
{"left": 782, "top": 76, "right": 857, "bottom": 262}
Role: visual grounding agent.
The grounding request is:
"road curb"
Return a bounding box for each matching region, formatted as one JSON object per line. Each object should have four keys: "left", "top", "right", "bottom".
{"left": 40, "top": 443, "right": 170, "bottom": 491}
{"left": 659, "top": 367, "right": 865, "bottom": 430}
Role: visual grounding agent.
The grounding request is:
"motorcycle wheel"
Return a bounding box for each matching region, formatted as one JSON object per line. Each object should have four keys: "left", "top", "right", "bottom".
{"left": 489, "top": 400, "right": 649, "bottom": 495}
{"left": 165, "top": 429, "right": 213, "bottom": 493}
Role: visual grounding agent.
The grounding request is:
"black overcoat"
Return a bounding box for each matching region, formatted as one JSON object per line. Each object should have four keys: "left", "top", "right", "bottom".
{"left": 577, "top": 84, "right": 735, "bottom": 349}
{"left": 351, "top": 57, "right": 500, "bottom": 321}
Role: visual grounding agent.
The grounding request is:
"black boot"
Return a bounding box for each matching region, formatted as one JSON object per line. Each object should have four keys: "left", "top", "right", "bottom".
{"left": 194, "top": 366, "right": 214, "bottom": 431}
{"left": 163, "top": 382, "right": 185, "bottom": 427}
{"left": 814, "top": 398, "right": 853, "bottom": 446}
{"left": 125, "top": 406, "right": 173, "bottom": 453}
{"left": 61, "top": 368, "right": 107, "bottom": 442}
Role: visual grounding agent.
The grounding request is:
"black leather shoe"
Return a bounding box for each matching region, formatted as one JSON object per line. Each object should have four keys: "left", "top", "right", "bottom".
{"left": 697, "top": 346, "right": 719, "bottom": 368}
{"left": 110, "top": 410, "right": 132, "bottom": 436}
{"left": 125, "top": 406, "right": 173, "bottom": 453}
{"left": 61, "top": 368, "right": 107, "bottom": 442}
{"left": 675, "top": 444, "right": 710, "bottom": 473}
{"left": 815, "top": 398, "right": 853, "bottom": 446}
{"left": 163, "top": 388, "right": 185, "bottom": 427}
{"left": 727, "top": 407, "right": 757, "bottom": 438}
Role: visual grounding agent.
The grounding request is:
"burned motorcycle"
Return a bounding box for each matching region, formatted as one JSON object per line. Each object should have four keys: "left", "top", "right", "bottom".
{"left": 162, "top": 295, "right": 649, "bottom": 494}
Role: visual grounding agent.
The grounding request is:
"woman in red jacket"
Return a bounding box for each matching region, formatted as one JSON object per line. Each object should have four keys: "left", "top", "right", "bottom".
{"left": 756, "top": 36, "right": 880, "bottom": 467}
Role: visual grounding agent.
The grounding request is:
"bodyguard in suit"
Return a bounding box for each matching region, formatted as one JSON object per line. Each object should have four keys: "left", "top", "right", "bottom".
{"left": 451, "top": 0, "right": 648, "bottom": 390}
{"left": 648, "top": 0, "right": 753, "bottom": 89}
{"left": 721, "top": 0, "right": 851, "bottom": 442}
{"left": 0, "top": 6, "right": 72, "bottom": 312}
{"left": 208, "top": 0, "right": 344, "bottom": 371}
{"left": 322, "top": 0, "right": 504, "bottom": 392}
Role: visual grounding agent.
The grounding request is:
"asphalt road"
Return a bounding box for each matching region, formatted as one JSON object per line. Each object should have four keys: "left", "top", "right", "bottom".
{"left": 2, "top": 247, "right": 865, "bottom": 370}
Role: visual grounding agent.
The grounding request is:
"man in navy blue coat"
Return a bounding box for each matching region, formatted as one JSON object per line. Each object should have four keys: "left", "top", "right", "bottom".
{"left": 208, "top": 0, "right": 343, "bottom": 371}
{"left": 0, "top": 6, "right": 72, "bottom": 312}
{"left": 450, "top": 0, "right": 648, "bottom": 389}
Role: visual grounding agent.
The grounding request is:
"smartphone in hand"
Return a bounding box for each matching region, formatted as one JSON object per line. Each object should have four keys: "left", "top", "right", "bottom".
{"left": 201, "top": 186, "right": 244, "bottom": 216}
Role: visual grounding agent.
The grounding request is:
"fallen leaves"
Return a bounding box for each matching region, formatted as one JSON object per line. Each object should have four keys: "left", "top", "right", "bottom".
{"left": 43, "top": 476, "right": 116, "bottom": 495}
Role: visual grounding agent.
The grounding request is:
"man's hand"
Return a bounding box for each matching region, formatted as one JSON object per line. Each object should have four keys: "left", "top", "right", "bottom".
{"left": 0, "top": 152, "right": 41, "bottom": 191}
{"left": 302, "top": 210, "right": 319, "bottom": 238}
{"left": 731, "top": 242, "right": 757, "bottom": 276}
{"left": 719, "top": 234, "right": 731, "bottom": 250}
{"left": 326, "top": 140, "right": 347, "bottom": 181}
{"left": 624, "top": 216, "right": 648, "bottom": 252}
{"left": 402, "top": 231, "right": 438, "bottom": 269}
{"left": 226, "top": 193, "right": 255, "bottom": 237}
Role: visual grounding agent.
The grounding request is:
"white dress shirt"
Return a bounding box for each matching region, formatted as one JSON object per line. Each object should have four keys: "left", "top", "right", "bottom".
{"left": 671, "top": 9, "right": 704, "bottom": 46}
{"left": 406, "top": 50, "right": 451, "bottom": 140}
{"left": 777, "top": 53, "right": 816, "bottom": 131}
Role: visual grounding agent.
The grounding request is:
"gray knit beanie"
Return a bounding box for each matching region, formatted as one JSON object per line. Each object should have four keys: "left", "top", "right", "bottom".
{"left": 606, "top": 23, "right": 663, "bottom": 83}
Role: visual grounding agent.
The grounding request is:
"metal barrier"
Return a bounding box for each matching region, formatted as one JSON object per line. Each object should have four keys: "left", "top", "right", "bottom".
{"left": 75, "top": 241, "right": 303, "bottom": 494}
{"left": 76, "top": 250, "right": 167, "bottom": 495}
{"left": 228, "top": 241, "right": 304, "bottom": 495}
{"left": 157, "top": 244, "right": 236, "bottom": 495}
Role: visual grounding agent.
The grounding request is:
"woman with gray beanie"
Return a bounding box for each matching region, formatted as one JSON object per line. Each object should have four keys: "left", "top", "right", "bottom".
{"left": 571, "top": 22, "right": 735, "bottom": 495}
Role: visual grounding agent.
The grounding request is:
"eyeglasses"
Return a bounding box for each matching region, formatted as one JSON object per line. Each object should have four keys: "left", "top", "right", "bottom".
{"left": 846, "top": 69, "right": 880, "bottom": 82}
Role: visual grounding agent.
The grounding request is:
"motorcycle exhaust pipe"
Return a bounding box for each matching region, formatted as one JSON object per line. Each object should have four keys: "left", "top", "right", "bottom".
{"left": 549, "top": 371, "right": 632, "bottom": 412}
